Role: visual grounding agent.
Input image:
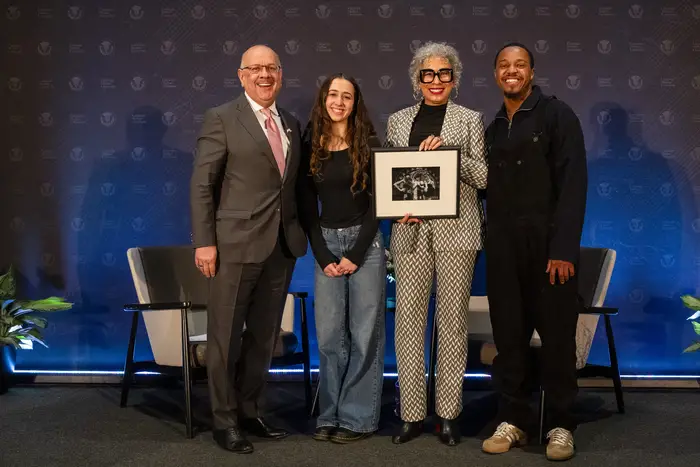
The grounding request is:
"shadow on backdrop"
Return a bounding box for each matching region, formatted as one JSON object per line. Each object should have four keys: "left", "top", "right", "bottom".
{"left": 18, "top": 106, "right": 193, "bottom": 370}
{"left": 584, "top": 102, "right": 697, "bottom": 374}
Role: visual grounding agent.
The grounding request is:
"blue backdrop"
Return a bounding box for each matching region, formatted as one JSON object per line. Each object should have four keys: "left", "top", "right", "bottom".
{"left": 1, "top": 1, "right": 699, "bottom": 376}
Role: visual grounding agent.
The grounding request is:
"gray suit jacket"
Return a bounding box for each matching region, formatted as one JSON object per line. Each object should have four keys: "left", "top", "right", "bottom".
{"left": 190, "top": 94, "right": 307, "bottom": 263}
{"left": 385, "top": 100, "right": 488, "bottom": 254}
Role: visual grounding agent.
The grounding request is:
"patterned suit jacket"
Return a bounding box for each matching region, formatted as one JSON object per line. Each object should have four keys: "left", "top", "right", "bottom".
{"left": 384, "top": 100, "right": 488, "bottom": 254}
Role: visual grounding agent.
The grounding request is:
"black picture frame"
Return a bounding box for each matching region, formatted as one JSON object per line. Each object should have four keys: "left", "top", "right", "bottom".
{"left": 371, "top": 146, "right": 461, "bottom": 220}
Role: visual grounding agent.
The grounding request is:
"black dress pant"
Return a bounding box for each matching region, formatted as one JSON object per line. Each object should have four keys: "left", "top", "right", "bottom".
{"left": 486, "top": 222, "right": 579, "bottom": 432}
{"left": 206, "top": 235, "right": 296, "bottom": 430}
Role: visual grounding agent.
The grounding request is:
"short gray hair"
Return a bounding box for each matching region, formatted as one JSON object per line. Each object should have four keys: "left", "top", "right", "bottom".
{"left": 408, "top": 41, "right": 463, "bottom": 95}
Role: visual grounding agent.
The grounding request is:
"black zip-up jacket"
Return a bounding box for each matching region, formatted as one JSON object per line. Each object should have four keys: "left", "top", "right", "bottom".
{"left": 485, "top": 85, "right": 587, "bottom": 264}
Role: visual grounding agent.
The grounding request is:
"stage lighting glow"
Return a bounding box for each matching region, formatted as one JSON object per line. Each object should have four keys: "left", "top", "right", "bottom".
{"left": 11, "top": 370, "right": 161, "bottom": 376}
{"left": 10, "top": 368, "right": 700, "bottom": 379}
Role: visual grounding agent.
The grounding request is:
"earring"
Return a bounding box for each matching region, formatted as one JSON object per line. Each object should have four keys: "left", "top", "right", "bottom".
{"left": 453, "top": 87, "right": 459, "bottom": 99}
{"left": 413, "top": 89, "right": 422, "bottom": 101}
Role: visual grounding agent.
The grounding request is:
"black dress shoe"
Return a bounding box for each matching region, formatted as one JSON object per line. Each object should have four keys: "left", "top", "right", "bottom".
{"left": 313, "top": 426, "right": 335, "bottom": 441}
{"left": 330, "top": 427, "right": 374, "bottom": 444}
{"left": 435, "top": 417, "right": 460, "bottom": 446}
{"left": 239, "top": 417, "right": 289, "bottom": 439}
{"left": 213, "top": 427, "right": 254, "bottom": 454}
{"left": 391, "top": 421, "right": 423, "bottom": 444}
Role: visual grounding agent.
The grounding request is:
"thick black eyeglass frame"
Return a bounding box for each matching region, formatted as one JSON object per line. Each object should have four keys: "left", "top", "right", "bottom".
{"left": 419, "top": 68, "right": 454, "bottom": 84}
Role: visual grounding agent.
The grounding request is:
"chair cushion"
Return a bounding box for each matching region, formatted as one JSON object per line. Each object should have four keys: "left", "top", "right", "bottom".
{"left": 578, "top": 247, "right": 608, "bottom": 307}
{"left": 272, "top": 331, "right": 299, "bottom": 358}
{"left": 188, "top": 331, "right": 299, "bottom": 368}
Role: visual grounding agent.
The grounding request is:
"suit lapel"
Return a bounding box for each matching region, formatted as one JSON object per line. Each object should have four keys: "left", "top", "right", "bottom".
{"left": 279, "top": 110, "right": 298, "bottom": 183}
{"left": 397, "top": 103, "right": 421, "bottom": 147}
{"left": 440, "top": 100, "right": 460, "bottom": 144}
{"left": 235, "top": 96, "right": 278, "bottom": 172}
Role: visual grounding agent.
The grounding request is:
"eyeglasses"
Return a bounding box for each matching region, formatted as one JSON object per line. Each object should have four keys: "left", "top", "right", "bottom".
{"left": 419, "top": 68, "right": 453, "bottom": 84}
{"left": 240, "top": 64, "right": 282, "bottom": 75}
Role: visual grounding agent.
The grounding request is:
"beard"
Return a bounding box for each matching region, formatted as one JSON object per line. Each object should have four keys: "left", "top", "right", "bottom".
{"left": 503, "top": 83, "right": 532, "bottom": 100}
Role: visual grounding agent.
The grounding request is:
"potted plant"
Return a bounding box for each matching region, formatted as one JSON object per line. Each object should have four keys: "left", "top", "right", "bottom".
{"left": 681, "top": 294, "right": 700, "bottom": 353}
{"left": 0, "top": 265, "right": 73, "bottom": 394}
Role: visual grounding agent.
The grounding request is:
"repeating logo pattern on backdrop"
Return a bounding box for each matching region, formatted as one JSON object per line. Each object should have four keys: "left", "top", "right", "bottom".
{"left": 2, "top": 2, "right": 699, "bottom": 372}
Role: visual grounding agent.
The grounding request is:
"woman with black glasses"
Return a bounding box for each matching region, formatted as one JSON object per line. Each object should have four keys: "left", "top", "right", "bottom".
{"left": 384, "top": 41, "right": 488, "bottom": 447}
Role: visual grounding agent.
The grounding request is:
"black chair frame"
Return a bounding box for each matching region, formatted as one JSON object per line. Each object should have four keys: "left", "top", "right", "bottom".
{"left": 120, "top": 292, "right": 312, "bottom": 439}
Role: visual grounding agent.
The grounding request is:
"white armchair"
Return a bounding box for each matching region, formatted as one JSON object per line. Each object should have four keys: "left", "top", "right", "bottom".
{"left": 120, "top": 246, "right": 312, "bottom": 438}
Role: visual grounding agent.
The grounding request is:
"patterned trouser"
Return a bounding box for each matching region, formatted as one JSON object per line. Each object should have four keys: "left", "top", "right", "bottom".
{"left": 393, "top": 248, "right": 478, "bottom": 422}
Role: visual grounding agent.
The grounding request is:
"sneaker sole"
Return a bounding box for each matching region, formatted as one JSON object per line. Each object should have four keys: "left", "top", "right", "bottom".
{"left": 546, "top": 452, "right": 575, "bottom": 462}
{"left": 482, "top": 438, "right": 528, "bottom": 455}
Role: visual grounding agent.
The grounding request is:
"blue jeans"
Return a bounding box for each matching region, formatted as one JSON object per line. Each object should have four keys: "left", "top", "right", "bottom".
{"left": 314, "top": 225, "right": 386, "bottom": 432}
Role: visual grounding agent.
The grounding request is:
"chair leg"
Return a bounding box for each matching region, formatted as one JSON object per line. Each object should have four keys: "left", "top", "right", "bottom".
{"left": 538, "top": 388, "right": 546, "bottom": 445}
{"left": 120, "top": 312, "right": 139, "bottom": 408}
{"left": 604, "top": 315, "right": 625, "bottom": 414}
{"left": 299, "top": 296, "right": 313, "bottom": 417}
{"left": 311, "top": 376, "right": 321, "bottom": 417}
{"left": 427, "top": 294, "right": 438, "bottom": 416}
{"left": 303, "top": 360, "right": 313, "bottom": 417}
{"left": 181, "top": 307, "right": 194, "bottom": 439}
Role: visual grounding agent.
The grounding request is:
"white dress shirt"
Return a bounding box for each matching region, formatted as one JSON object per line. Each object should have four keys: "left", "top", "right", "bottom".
{"left": 244, "top": 92, "right": 290, "bottom": 158}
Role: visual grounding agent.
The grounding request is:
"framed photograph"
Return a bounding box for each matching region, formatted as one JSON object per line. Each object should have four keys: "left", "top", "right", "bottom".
{"left": 371, "top": 146, "right": 461, "bottom": 220}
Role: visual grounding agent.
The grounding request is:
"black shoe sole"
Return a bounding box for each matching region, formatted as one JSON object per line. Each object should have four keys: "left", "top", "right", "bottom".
{"left": 438, "top": 436, "right": 460, "bottom": 446}
{"left": 243, "top": 431, "right": 289, "bottom": 440}
{"left": 215, "top": 443, "right": 254, "bottom": 454}
{"left": 392, "top": 433, "right": 421, "bottom": 444}
{"left": 313, "top": 432, "right": 332, "bottom": 442}
{"left": 330, "top": 433, "right": 373, "bottom": 444}
{"left": 233, "top": 448, "right": 254, "bottom": 454}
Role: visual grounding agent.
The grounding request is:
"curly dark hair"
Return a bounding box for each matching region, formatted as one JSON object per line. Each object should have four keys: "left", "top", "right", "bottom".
{"left": 307, "top": 73, "right": 376, "bottom": 194}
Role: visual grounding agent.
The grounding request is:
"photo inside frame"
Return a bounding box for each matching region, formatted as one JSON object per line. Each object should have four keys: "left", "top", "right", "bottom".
{"left": 373, "top": 148, "right": 459, "bottom": 219}
{"left": 391, "top": 166, "right": 441, "bottom": 201}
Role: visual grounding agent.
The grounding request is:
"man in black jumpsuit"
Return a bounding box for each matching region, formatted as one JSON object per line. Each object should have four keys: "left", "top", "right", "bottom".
{"left": 481, "top": 43, "right": 587, "bottom": 462}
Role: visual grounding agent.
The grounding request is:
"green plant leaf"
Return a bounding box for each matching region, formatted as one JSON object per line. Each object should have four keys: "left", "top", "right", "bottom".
{"left": 11, "top": 308, "right": 36, "bottom": 317}
{"left": 683, "top": 341, "right": 700, "bottom": 353}
{"left": 0, "top": 265, "right": 16, "bottom": 299}
{"left": 9, "top": 332, "right": 47, "bottom": 348}
{"left": 27, "top": 327, "right": 44, "bottom": 339}
{"left": 24, "top": 315, "right": 48, "bottom": 329}
{"left": 15, "top": 297, "right": 73, "bottom": 312}
{"left": 681, "top": 295, "right": 700, "bottom": 311}
{"left": 8, "top": 326, "right": 34, "bottom": 336}
{"left": 0, "top": 335, "right": 22, "bottom": 348}
{"left": 23, "top": 329, "right": 48, "bottom": 348}
{"left": 693, "top": 321, "right": 700, "bottom": 336}
{"left": 0, "top": 316, "right": 26, "bottom": 328}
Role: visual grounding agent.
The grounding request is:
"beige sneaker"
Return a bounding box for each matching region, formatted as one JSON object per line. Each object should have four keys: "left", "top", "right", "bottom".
{"left": 546, "top": 428, "right": 575, "bottom": 461}
{"left": 482, "top": 422, "right": 527, "bottom": 454}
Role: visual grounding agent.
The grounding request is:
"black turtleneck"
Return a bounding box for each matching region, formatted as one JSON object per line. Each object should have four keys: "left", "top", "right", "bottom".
{"left": 408, "top": 101, "right": 448, "bottom": 146}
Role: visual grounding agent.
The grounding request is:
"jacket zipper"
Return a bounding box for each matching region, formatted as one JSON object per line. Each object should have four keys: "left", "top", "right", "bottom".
{"left": 499, "top": 104, "right": 534, "bottom": 139}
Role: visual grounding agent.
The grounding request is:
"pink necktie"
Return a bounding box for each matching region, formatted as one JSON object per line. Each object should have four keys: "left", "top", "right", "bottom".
{"left": 262, "top": 107, "right": 286, "bottom": 177}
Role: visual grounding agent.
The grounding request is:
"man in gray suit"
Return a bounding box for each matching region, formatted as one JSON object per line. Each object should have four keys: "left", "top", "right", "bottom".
{"left": 190, "top": 44, "right": 307, "bottom": 454}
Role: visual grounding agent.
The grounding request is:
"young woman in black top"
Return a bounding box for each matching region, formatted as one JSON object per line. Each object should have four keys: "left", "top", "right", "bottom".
{"left": 299, "top": 73, "right": 385, "bottom": 444}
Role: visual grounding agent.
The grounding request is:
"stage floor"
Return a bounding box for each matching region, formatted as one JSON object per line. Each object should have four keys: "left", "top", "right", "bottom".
{"left": 0, "top": 382, "right": 697, "bottom": 466}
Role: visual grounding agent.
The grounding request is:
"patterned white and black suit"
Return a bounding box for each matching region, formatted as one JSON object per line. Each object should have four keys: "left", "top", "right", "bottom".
{"left": 385, "top": 100, "right": 487, "bottom": 422}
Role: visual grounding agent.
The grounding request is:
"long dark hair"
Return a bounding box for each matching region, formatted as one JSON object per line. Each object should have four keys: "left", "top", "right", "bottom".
{"left": 307, "top": 73, "right": 376, "bottom": 194}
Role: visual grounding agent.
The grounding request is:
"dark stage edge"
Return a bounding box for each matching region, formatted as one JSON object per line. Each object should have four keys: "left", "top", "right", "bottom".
{"left": 0, "top": 382, "right": 698, "bottom": 467}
